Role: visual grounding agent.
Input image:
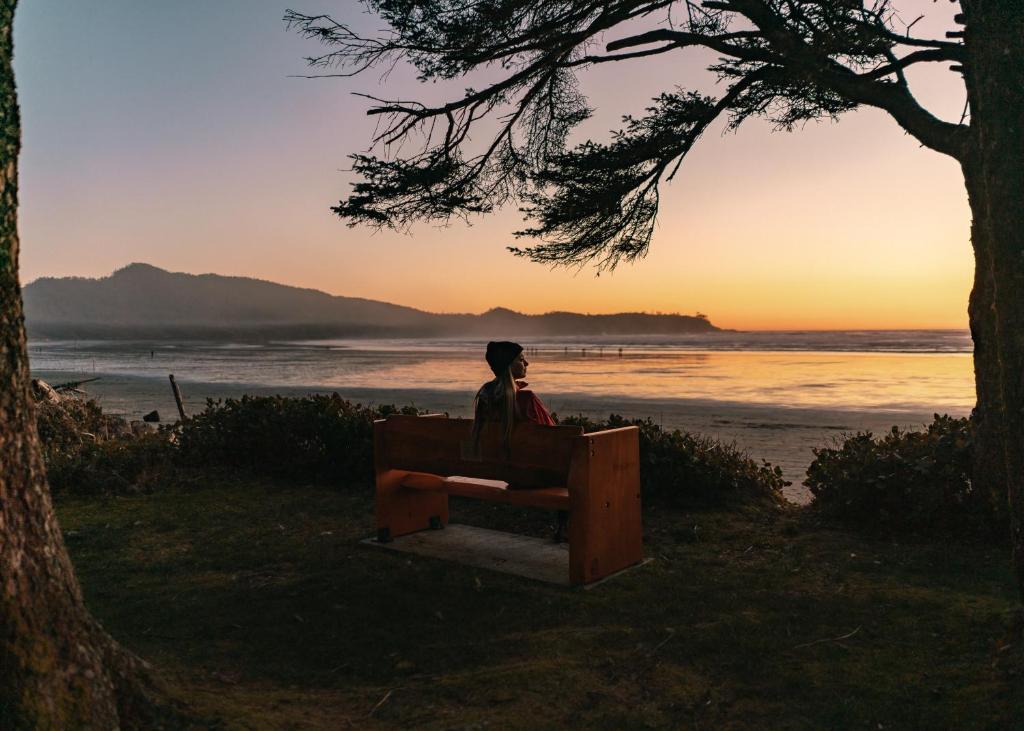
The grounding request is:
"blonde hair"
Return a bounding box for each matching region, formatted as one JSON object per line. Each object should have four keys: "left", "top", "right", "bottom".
{"left": 471, "top": 365, "right": 517, "bottom": 456}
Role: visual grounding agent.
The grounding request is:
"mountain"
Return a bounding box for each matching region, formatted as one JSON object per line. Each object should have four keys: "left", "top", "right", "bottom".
{"left": 23, "top": 264, "right": 720, "bottom": 339}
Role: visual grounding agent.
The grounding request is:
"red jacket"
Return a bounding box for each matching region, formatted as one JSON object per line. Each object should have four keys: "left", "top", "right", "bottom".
{"left": 515, "top": 381, "right": 555, "bottom": 426}
{"left": 475, "top": 379, "right": 555, "bottom": 427}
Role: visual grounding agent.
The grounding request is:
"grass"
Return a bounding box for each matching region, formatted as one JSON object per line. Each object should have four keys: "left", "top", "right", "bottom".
{"left": 57, "top": 478, "right": 1022, "bottom": 729}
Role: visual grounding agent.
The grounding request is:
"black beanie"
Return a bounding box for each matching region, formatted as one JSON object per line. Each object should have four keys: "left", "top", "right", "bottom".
{"left": 485, "top": 341, "right": 523, "bottom": 376}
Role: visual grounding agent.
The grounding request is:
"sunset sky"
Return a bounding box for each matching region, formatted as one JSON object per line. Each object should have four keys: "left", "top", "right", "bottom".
{"left": 14, "top": 0, "right": 971, "bottom": 330}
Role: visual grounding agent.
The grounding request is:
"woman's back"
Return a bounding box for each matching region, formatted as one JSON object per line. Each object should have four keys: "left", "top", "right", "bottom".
{"left": 473, "top": 342, "right": 554, "bottom": 433}
{"left": 476, "top": 378, "right": 555, "bottom": 426}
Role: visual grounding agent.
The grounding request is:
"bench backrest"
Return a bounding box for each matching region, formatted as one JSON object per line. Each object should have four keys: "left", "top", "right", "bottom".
{"left": 374, "top": 414, "right": 584, "bottom": 488}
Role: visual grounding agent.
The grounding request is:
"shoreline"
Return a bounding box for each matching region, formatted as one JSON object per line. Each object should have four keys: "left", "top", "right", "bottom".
{"left": 33, "top": 369, "right": 968, "bottom": 504}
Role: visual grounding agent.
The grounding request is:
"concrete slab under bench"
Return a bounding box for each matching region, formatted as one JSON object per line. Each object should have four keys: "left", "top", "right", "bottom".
{"left": 361, "top": 523, "right": 650, "bottom": 587}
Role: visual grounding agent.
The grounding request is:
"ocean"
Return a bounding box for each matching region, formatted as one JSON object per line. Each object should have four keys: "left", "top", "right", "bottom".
{"left": 29, "top": 330, "right": 975, "bottom": 503}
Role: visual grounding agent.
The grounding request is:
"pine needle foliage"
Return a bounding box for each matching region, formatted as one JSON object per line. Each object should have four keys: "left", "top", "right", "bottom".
{"left": 286, "top": 0, "right": 965, "bottom": 269}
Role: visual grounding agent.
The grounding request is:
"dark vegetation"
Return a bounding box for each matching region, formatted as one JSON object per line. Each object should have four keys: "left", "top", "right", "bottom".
{"left": 39, "top": 396, "right": 1004, "bottom": 543}
{"left": 559, "top": 414, "right": 786, "bottom": 510}
{"left": 806, "top": 415, "right": 1005, "bottom": 542}
{"left": 37, "top": 397, "right": 173, "bottom": 496}
{"left": 39, "top": 395, "right": 421, "bottom": 496}
{"left": 39, "top": 394, "right": 784, "bottom": 510}
{"left": 35, "top": 394, "right": 1024, "bottom": 726}
{"left": 176, "top": 395, "right": 422, "bottom": 486}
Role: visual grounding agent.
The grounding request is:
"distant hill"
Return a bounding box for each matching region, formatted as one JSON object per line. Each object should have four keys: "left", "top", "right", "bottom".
{"left": 23, "top": 264, "right": 720, "bottom": 339}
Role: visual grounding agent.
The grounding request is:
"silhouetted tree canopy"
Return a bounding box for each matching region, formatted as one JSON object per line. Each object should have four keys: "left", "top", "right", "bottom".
{"left": 286, "top": 0, "right": 966, "bottom": 269}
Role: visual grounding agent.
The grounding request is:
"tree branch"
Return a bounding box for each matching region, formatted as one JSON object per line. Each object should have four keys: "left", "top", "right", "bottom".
{"left": 724, "top": 0, "right": 968, "bottom": 158}
{"left": 607, "top": 28, "right": 777, "bottom": 63}
{"left": 564, "top": 44, "right": 684, "bottom": 67}
{"left": 860, "top": 47, "right": 963, "bottom": 81}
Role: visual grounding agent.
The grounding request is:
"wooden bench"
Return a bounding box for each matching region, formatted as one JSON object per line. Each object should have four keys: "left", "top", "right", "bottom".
{"left": 374, "top": 414, "right": 643, "bottom": 585}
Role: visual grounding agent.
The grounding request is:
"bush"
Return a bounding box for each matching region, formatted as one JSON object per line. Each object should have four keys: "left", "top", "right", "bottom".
{"left": 558, "top": 414, "right": 788, "bottom": 509}
{"left": 805, "top": 414, "right": 1000, "bottom": 540}
{"left": 46, "top": 431, "right": 175, "bottom": 495}
{"left": 175, "top": 394, "right": 423, "bottom": 485}
{"left": 37, "top": 394, "right": 788, "bottom": 510}
{"left": 35, "top": 397, "right": 176, "bottom": 495}
{"left": 36, "top": 394, "right": 426, "bottom": 495}
{"left": 36, "top": 398, "right": 114, "bottom": 464}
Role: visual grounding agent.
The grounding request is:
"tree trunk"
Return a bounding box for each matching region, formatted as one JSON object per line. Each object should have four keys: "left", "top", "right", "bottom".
{"left": 962, "top": 2, "right": 1024, "bottom": 601}
{"left": 0, "top": 3, "right": 176, "bottom": 727}
{"left": 966, "top": 188, "right": 1008, "bottom": 534}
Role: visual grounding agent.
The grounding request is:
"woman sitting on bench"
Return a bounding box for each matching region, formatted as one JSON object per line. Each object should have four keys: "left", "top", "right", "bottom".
{"left": 472, "top": 341, "right": 567, "bottom": 540}
{"left": 473, "top": 340, "right": 555, "bottom": 433}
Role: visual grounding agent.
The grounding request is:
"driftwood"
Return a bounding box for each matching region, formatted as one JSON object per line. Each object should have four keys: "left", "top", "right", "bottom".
{"left": 31, "top": 377, "right": 102, "bottom": 404}
{"left": 52, "top": 376, "right": 100, "bottom": 393}
{"left": 168, "top": 375, "right": 186, "bottom": 422}
{"left": 30, "top": 378, "right": 62, "bottom": 404}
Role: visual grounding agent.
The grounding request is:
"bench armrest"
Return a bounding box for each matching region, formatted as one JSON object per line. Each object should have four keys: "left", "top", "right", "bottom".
{"left": 567, "top": 426, "right": 643, "bottom": 584}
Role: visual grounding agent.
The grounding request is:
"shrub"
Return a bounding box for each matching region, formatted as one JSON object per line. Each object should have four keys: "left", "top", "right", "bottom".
{"left": 36, "top": 398, "right": 113, "bottom": 464}
{"left": 558, "top": 414, "right": 788, "bottom": 509}
{"left": 46, "top": 431, "right": 175, "bottom": 495}
{"left": 805, "top": 414, "right": 1000, "bottom": 540}
{"left": 35, "top": 397, "right": 176, "bottom": 495}
{"left": 175, "top": 394, "right": 423, "bottom": 486}
{"left": 36, "top": 394, "right": 789, "bottom": 509}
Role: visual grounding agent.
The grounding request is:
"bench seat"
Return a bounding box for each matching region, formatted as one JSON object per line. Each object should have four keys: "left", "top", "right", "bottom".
{"left": 400, "top": 471, "right": 571, "bottom": 510}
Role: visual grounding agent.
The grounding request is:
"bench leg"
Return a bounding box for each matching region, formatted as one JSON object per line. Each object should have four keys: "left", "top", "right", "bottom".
{"left": 553, "top": 510, "right": 568, "bottom": 543}
{"left": 376, "top": 469, "right": 449, "bottom": 540}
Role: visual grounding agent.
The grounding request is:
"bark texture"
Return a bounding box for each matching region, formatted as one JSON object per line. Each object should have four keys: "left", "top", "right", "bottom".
{"left": 0, "top": 3, "right": 174, "bottom": 727}
{"left": 965, "top": 148, "right": 1010, "bottom": 538}
{"left": 961, "top": 0, "right": 1024, "bottom": 599}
